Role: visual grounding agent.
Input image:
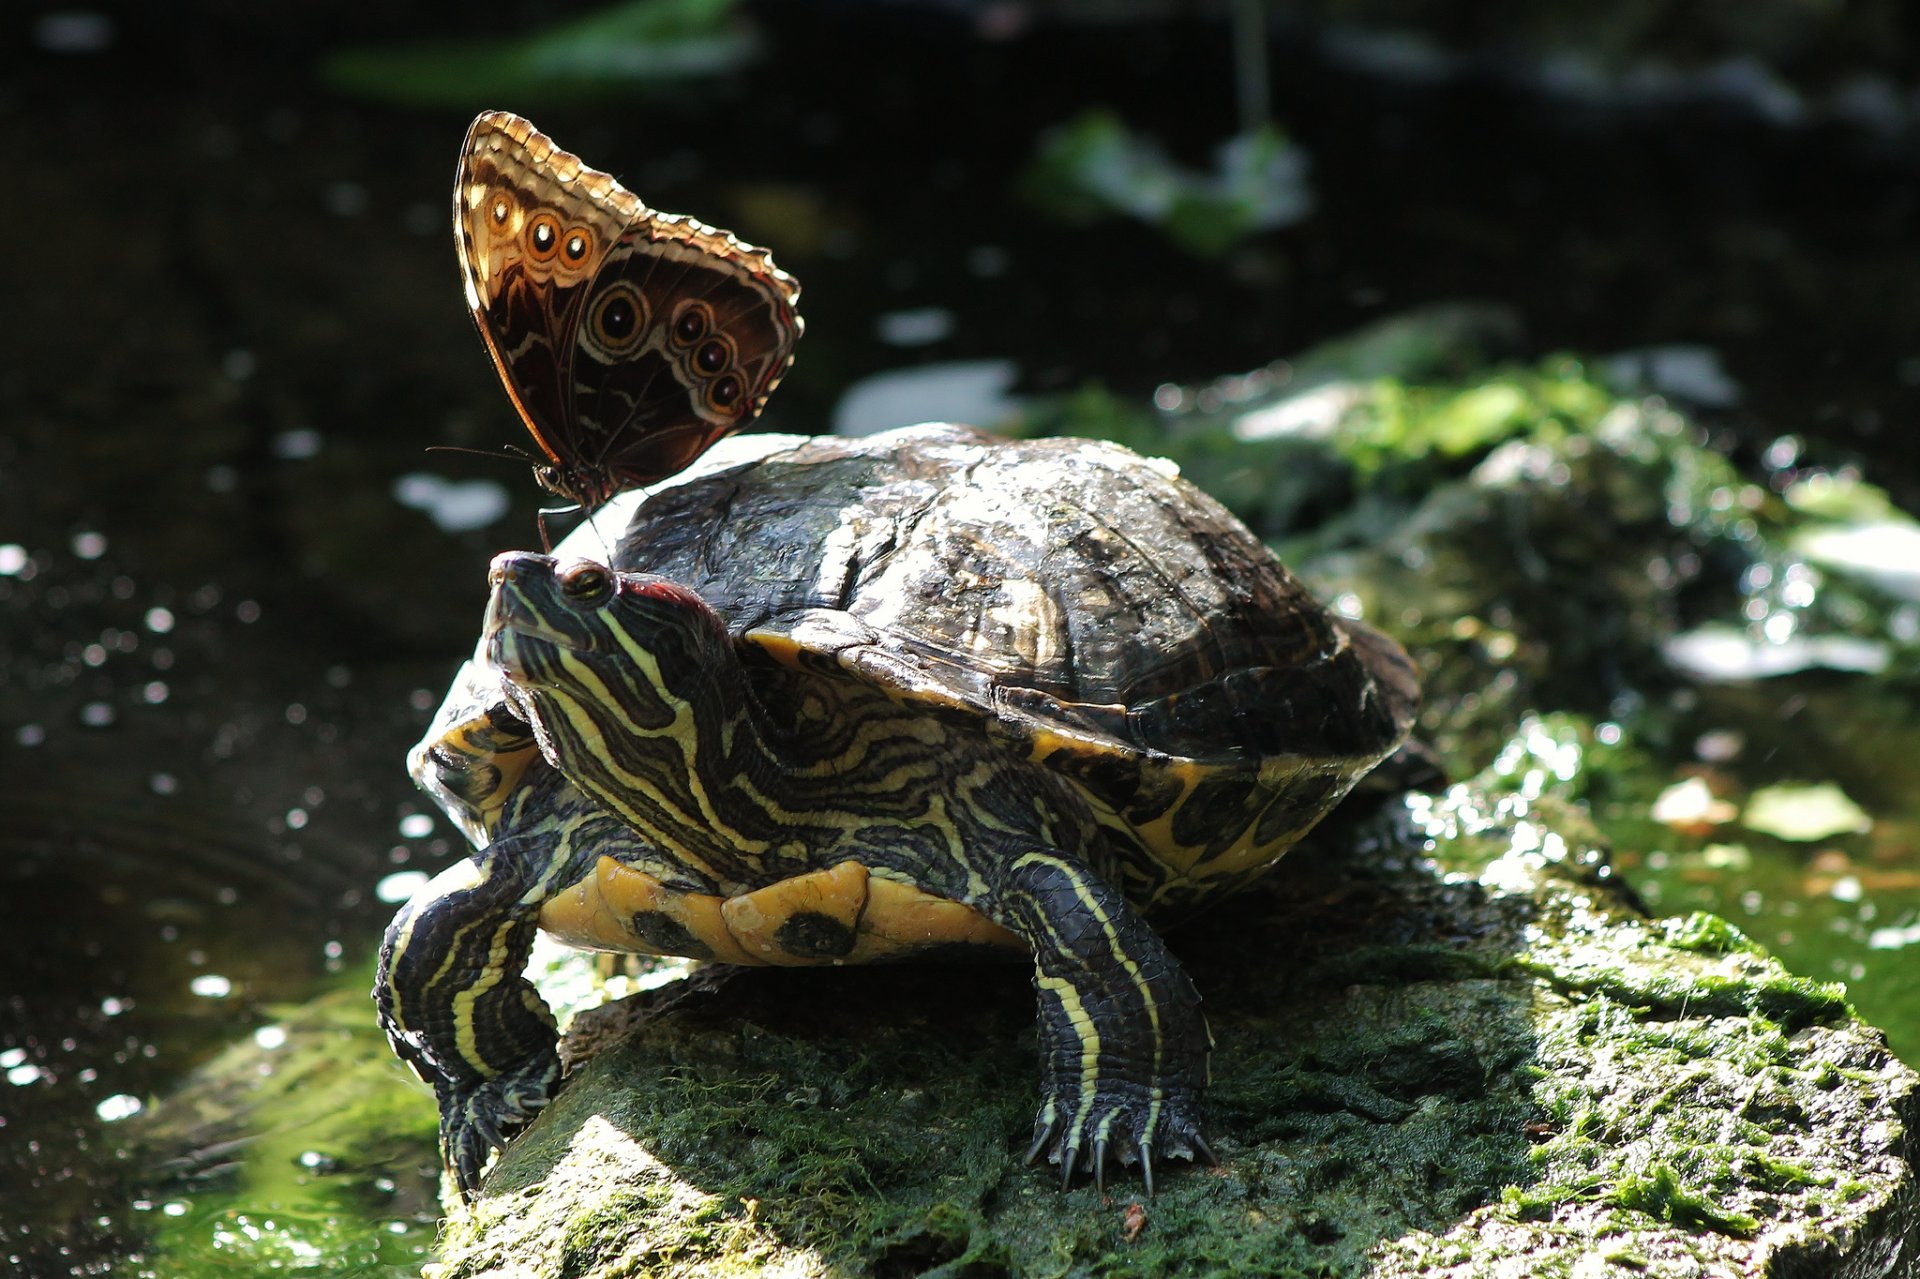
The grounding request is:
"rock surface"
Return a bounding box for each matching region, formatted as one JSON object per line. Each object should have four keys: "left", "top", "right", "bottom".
{"left": 427, "top": 335, "right": 1920, "bottom": 1277}
{"left": 428, "top": 748, "right": 1918, "bottom": 1278}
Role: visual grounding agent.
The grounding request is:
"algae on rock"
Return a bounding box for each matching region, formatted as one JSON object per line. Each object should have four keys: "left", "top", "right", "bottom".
{"left": 431, "top": 728, "right": 1916, "bottom": 1278}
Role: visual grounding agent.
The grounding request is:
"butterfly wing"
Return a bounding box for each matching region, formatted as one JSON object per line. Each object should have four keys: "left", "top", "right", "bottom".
{"left": 454, "top": 113, "right": 632, "bottom": 479}
{"left": 569, "top": 217, "right": 803, "bottom": 492}
{"left": 454, "top": 112, "right": 802, "bottom": 508}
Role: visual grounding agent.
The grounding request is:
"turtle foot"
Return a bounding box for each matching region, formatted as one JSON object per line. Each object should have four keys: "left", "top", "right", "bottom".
{"left": 438, "top": 1052, "right": 561, "bottom": 1201}
{"left": 1025, "top": 1084, "right": 1215, "bottom": 1194}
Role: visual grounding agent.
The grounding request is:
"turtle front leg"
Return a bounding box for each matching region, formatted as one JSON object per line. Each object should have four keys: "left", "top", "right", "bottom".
{"left": 375, "top": 855, "right": 558, "bottom": 1200}
{"left": 988, "top": 848, "right": 1214, "bottom": 1192}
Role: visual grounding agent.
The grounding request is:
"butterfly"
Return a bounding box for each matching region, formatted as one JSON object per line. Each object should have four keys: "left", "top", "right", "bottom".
{"left": 453, "top": 111, "right": 804, "bottom": 511}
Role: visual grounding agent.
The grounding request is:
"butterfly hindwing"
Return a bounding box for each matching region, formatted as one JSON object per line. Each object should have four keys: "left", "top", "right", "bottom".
{"left": 570, "top": 225, "right": 804, "bottom": 485}
{"left": 453, "top": 111, "right": 803, "bottom": 508}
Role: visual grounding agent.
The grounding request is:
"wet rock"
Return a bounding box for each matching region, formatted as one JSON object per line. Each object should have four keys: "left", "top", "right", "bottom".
{"left": 429, "top": 739, "right": 1916, "bottom": 1277}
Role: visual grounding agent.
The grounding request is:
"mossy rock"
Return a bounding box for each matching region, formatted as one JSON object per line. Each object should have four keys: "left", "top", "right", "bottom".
{"left": 425, "top": 338, "right": 1920, "bottom": 1276}
{"left": 426, "top": 771, "right": 1918, "bottom": 1278}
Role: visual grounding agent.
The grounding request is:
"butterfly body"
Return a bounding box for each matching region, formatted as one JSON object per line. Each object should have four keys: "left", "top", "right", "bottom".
{"left": 455, "top": 112, "right": 803, "bottom": 510}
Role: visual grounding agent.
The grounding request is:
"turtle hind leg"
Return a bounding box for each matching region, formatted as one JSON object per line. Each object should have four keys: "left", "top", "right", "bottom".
{"left": 375, "top": 855, "right": 559, "bottom": 1201}
{"left": 989, "top": 848, "right": 1214, "bottom": 1192}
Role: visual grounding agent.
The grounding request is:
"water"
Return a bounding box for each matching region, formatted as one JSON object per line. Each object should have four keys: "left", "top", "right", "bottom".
{"left": 4, "top": 6, "right": 1917, "bottom": 1275}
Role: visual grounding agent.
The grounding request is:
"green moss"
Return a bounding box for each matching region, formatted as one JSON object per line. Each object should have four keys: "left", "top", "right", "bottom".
{"left": 1740, "top": 1152, "right": 1828, "bottom": 1192}
{"left": 1664, "top": 912, "right": 1767, "bottom": 958}
{"left": 1304, "top": 943, "right": 1502, "bottom": 987}
{"left": 1507, "top": 950, "right": 1851, "bottom": 1031}
{"left": 1608, "top": 1162, "right": 1759, "bottom": 1237}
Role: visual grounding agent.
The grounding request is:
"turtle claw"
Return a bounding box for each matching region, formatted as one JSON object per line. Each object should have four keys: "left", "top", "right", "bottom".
{"left": 1025, "top": 1103, "right": 1061, "bottom": 1166}
{"left": 1029, "top": 1086, "right": 1207, "bottom": 1194}
{"left": 436, "top": 1052, "right": 561, "bottom": 1202}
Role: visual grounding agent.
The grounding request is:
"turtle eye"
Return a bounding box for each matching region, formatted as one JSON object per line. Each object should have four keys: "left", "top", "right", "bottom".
{"left": 558, "top": 562, "right": 614, "bottom": 603}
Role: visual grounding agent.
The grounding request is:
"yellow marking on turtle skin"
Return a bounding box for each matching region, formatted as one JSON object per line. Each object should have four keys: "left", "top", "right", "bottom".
{"left": 784, "top": 712, "right": 950, "bottom": 783}
{"left": 542, "top": 615, "right": 1057, "bottom": 895}
{"left": 538, "top": 649, "right": 773, "bottom": 876}
{"left": 453, "top": 909, "right": 539, "bottom": 1075}
{"left": 449, "top": 841, "right": 587, "bottom": 1073}
{"left": 381, "top": 861, "right": 482, "bottom": 1038}
{"left": 389, "top": 842, "right": 586, "bottom": 1078}
{"left": 1012, "top": 851, "right": 1164, "bottom": 1141}
{"left": 548, "top": 634, "right": 959, "bottom": 856}
{"left": 545, "top": 650, "right": 728, "bottom": 842}
{"left": 1035, "top": 971, "right": 1102, "bottom": 1132}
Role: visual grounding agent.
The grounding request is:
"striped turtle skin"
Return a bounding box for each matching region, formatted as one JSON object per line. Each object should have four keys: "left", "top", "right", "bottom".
{"left": 377, "top": 423, "right": 1418, "bottom": 1201}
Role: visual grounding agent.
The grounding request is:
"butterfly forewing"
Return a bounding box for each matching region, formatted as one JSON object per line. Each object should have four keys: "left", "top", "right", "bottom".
{"left": 453, "top": 111, "right": 803, "bottom": 509}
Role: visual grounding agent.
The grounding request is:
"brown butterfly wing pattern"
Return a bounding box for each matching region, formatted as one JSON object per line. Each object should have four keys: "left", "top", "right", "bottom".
{"left": 454, "top": 111, "right": 804, "bottom": 510}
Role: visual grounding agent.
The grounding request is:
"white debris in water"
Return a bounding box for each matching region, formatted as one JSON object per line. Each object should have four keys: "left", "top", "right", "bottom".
{"left": 1649, "top": 776, "right": 1737, "bottom": 830}
{"left": 1868, "top": 920, "right": 1920, "bottom": 951}
{"left": 190, "top": 974, "right": 233, "bottom": 999}
{"left": 875, "top": 307, "right": 955, "bottom": 348}
{"left": 376, "top": 870, "right": 431, "bottom": 903}
{"left": 1743, "top": 781, "right": 1873, "bottom": 842}
{"left": 393, "top": 473, "right": 511, "bottom": 533}
{"left": 273, "top": 428, "right": 323, "bottom": 460}
{"left": 397, "top": 813, "right": 436, "bottom": 839}
{"left": 1604, "top": 345, "right": 1742, "bottom": 408}
{"left": 831, "top": 361, "right": 1021, "bottom": 437}
{"left": 1795, "top": 522, "right": 1920, "bottom": 601}
{"left": 1663, "top": 624, "right": 1889, "bottom": 680}
{"left": 1233, "top": 382, "right": 1368, "bottom": 441}
{"left": 34, "top": 12, "right": 116, "bottom": 53}
{"left": 95, "top": 1094, "right": 144, "bottom": 1122}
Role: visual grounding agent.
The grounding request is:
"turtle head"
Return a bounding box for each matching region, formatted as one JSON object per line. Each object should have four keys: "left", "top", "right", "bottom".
{"left": 484, "top": 551, "right": 729, "bottom": 732}
{"left": 484, "top": 551, "right": 771, "bottom": 851}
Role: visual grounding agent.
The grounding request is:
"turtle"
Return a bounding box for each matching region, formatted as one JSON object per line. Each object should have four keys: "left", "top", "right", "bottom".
{"left": 376, "top": 422, "right": 1419, "bottom": 1201}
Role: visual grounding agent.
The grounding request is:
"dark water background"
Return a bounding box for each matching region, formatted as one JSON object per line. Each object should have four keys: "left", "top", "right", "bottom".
{"left": 3, "top": 3, "right": 1917, "bottom": 1274}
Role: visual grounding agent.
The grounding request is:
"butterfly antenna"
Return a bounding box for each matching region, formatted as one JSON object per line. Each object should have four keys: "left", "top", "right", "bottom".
{"left": 425, "top": 442, "right": 539, "bottom": 466}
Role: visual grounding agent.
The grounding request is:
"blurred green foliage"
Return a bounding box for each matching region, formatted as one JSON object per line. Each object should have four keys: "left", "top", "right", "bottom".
{"left": 324, "top": 0, "right": 752, "bottom": 108}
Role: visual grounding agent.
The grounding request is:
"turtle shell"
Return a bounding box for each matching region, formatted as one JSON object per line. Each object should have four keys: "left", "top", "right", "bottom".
{"left": 415, "top": 423, "right": 1415, "bottom": 903}
{"left": 609, "top": 423, "right": 1415, "bottom": 900}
